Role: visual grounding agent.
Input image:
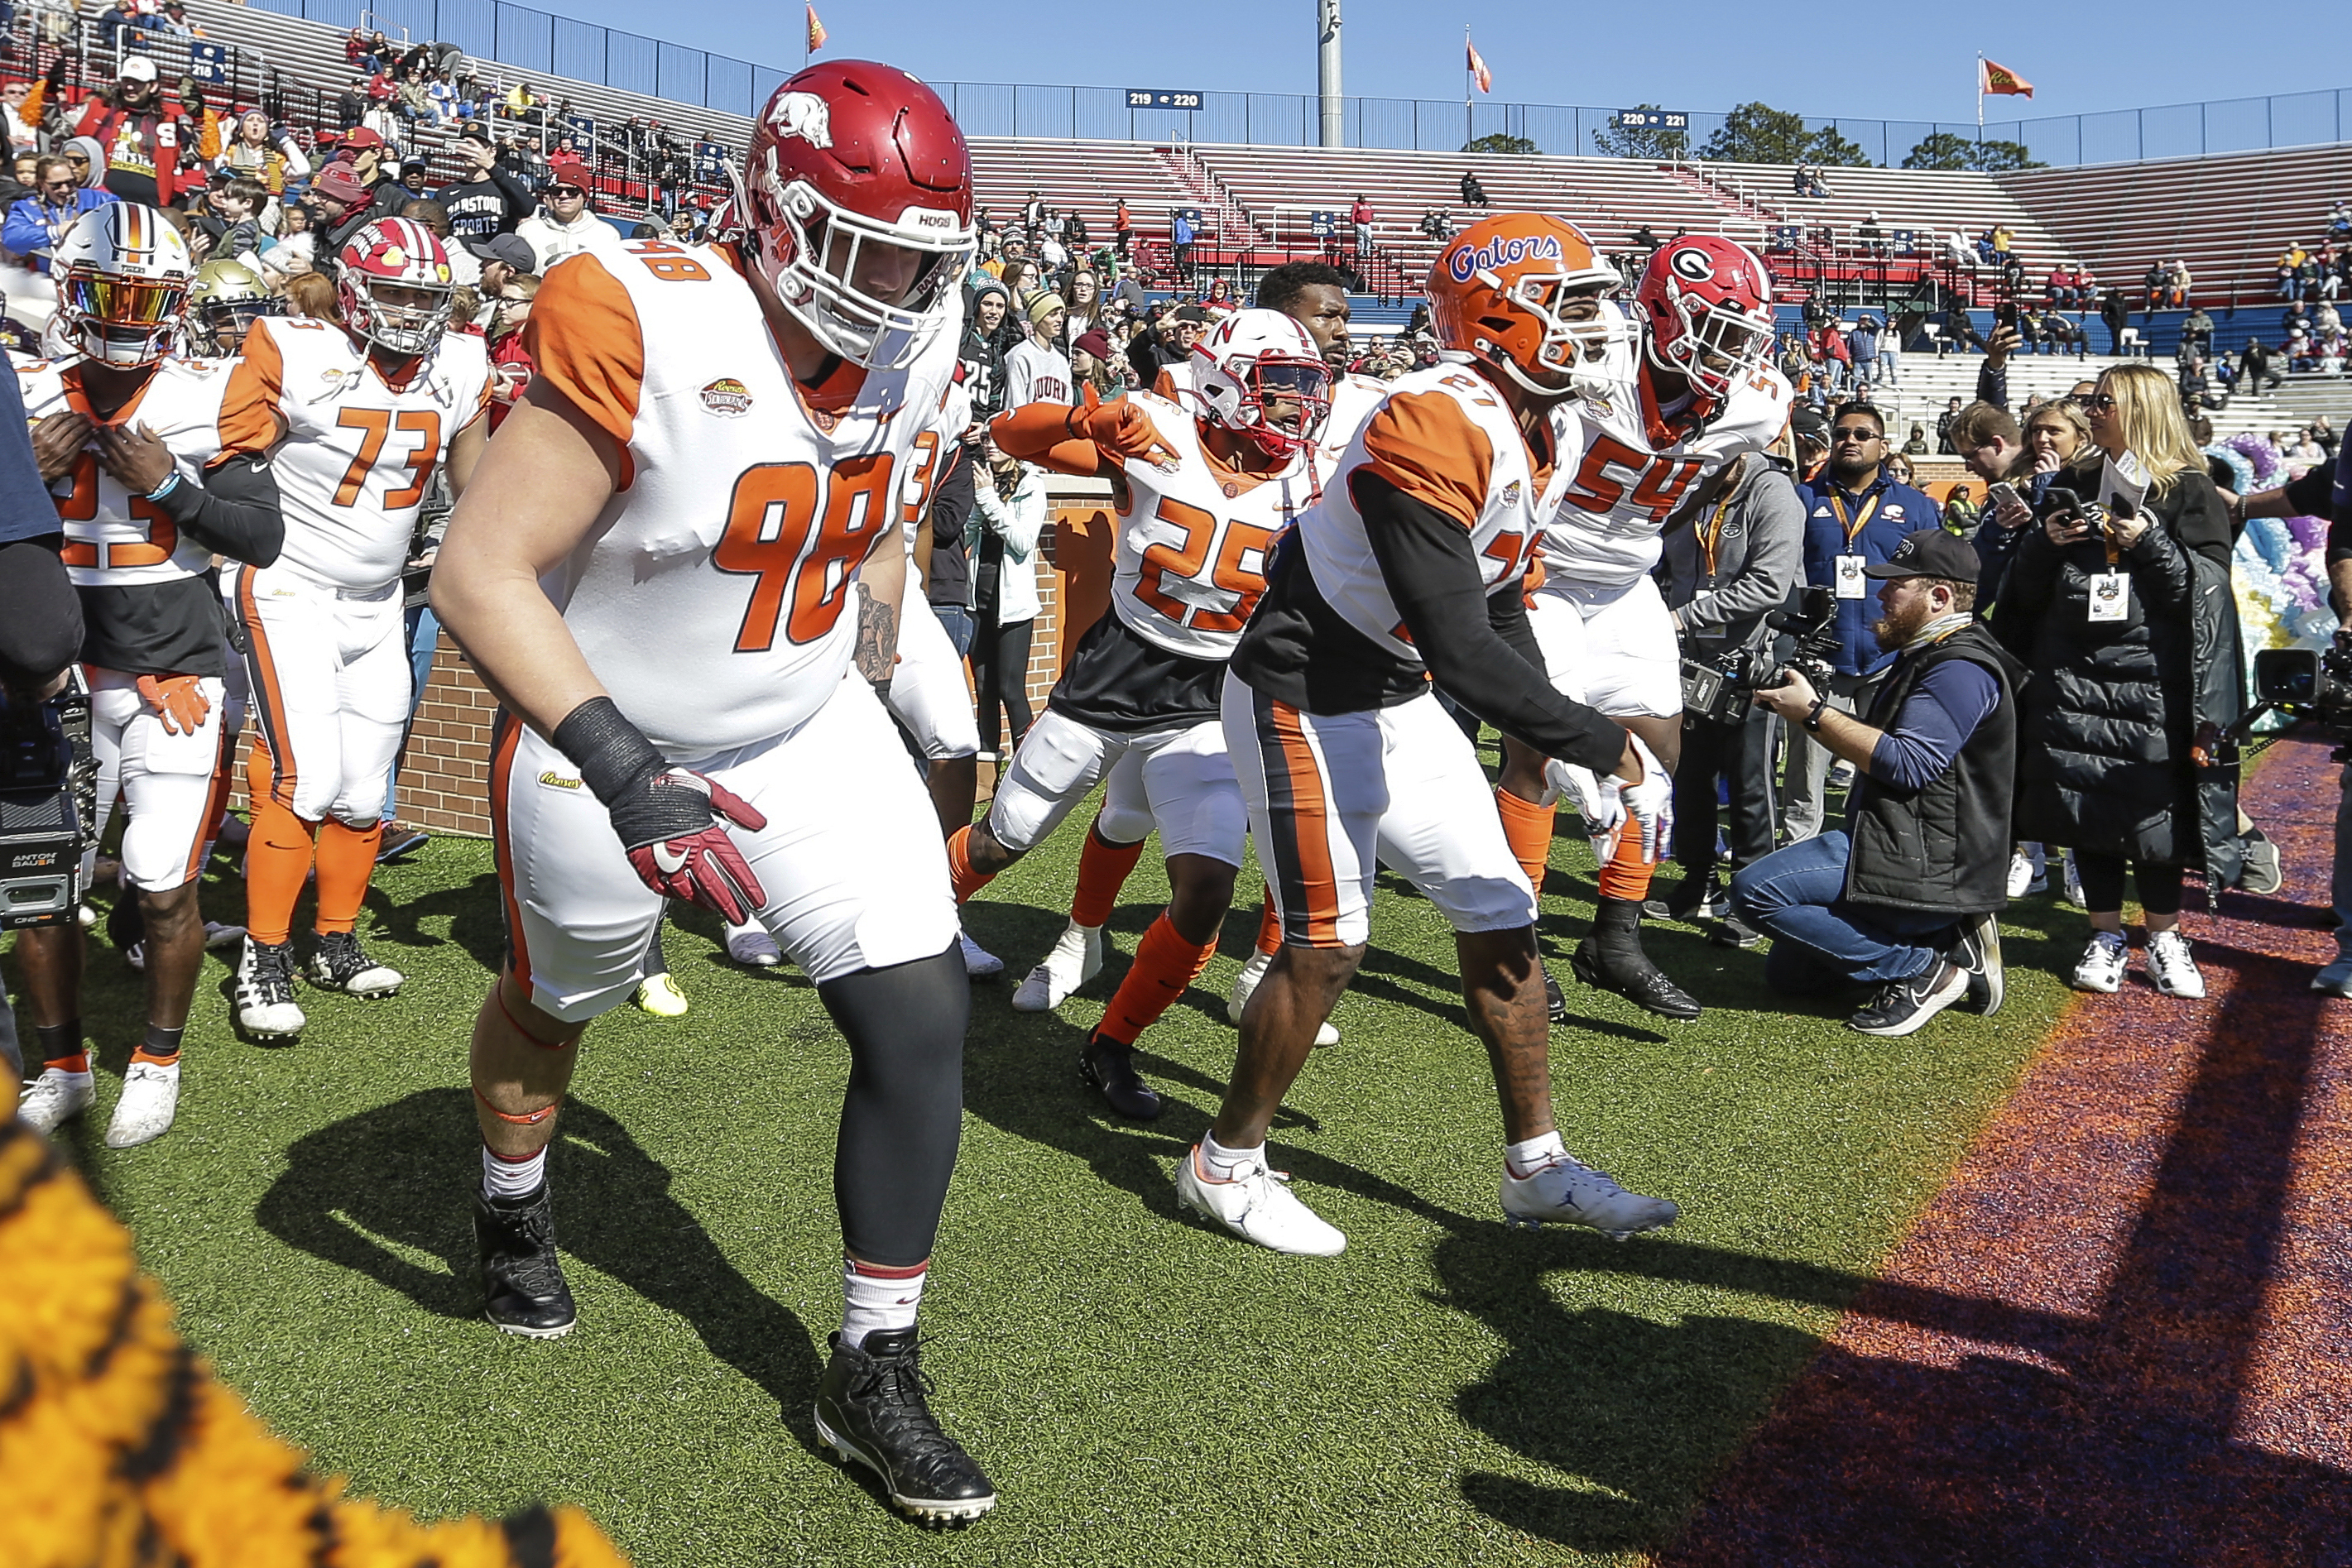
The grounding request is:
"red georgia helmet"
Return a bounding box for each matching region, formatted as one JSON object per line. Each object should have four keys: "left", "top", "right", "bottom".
{"left": 742, "top": 60, "right": 975, "bottom": 370}
{"left": 1636, "top": 236, "right": 1777, "bottom": 403}
{"left": 337, "top": 216, "right": 454, "bottom": 358}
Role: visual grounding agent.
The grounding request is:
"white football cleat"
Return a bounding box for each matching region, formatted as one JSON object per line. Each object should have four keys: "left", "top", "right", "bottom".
{"left": 958, "top": 927, "right": 1004, "bottom": 979}
{"left": 306, "top": 931, "right": 403, "bottom": 998}
{"left": 2147, "top": 929, "right": 2206, "bottom": 999}
{"left": 17, "top": 1067, "right": 94, "bottom": 1134}
{"left": 105, "top": 1060, "right": 180, "bottom": 1148}
{"left": 2071, "top": 931, "right": 2128, "bottom": 994}
{"left": 1174, "top": 1143, "right": 1346, "bottom": 1256}
{"left": 1226, "top": 948, "right": 1341, "bottom": 1047}
{"left": 725, "top": 922, "right": 783, "bottom": 966}
{"left": 234, "top": 937, "right": 307, "bottom": 1039}
{"left": 1011, "top": 920, "right": 1102, "bottom": 1011}
{"left": 1500, "top": 1151, "right": 1679, "bottom": 1240}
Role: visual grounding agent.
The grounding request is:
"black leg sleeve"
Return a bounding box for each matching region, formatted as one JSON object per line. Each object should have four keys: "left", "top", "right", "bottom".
{"left": 818, "top": 943, "right": 970, "bottom": 1269}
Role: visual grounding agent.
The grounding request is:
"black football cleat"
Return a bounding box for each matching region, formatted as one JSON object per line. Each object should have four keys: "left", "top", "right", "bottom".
{"left": 1543, "top": 964, "right": 1567, "bottom": 1023}
{"left": 473, "top": 1186, "right": 578, "bottom": 1339}
{"left": 814, "top": 1327, "right": 997, "bottom": 1527}
{"left": 1079, "top": 1034, "right": 1164, "bottom": 1120}
{"left": 1572, "top": 896, "right": 1702, "bottom": 1021}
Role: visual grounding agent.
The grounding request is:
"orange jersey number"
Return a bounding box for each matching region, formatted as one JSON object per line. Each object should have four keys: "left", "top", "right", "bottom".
{"left": 1134, "top": 496, "right": 1277, "bottom": 634}
{"left": 54, "top": 452, "right": 176, "bottom": 569}
{"left": 714, "top": 454, "right": 896, "bottom": 652}
{"left": 630, "top": 240, "right": 712, "bottom": 283}
{"left": 1562, "top": 434, "right": 1704, "bottom": 525}
{"left": 332, "top": 409, "right": 443, "bottom": 509}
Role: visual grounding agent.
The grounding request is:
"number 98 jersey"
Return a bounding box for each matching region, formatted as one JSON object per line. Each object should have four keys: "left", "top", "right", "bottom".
{"left": 219, "top": 315, "right": 493, "bottom": 592}
{"left": 525, "top": 240, "right": 957, "bottom": 759}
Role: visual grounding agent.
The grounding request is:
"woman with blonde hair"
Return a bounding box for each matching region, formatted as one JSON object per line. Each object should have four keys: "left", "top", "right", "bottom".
{"left": 1992, "top": 360, "right": 2241, "bottom": 999}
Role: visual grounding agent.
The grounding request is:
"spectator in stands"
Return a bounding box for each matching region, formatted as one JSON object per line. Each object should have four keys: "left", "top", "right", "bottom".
{"left": 1993, "top": 363, "right": 2239, "bottom": 998}
{"left": 2278, "top": 243, "right": 2308, "bottom": 300}
{"left": 2143, "top": 261, "right": 2169, "bottom": 310}
{"left": 2, "top": 153, "right": 112, "bottom": 272}
{"left": 1946, "top": 228, "right": 1980, "bottom": 271}
{"left": 514, "top": 155, "right": 614, "bottom": 267}
{"left": 1004, "top": 291, "right": 1072, "bottom": 406}
{"left": 1113, "top": 198, "right": 1131, "bottom": 258}
{"left": 2017, "top": 305, "right": 2048, "bottom": 356}
{"left": 25, "top": 55, "right": 219, "bottom": 209}
{"left": 967, "top": 442, "right": 1043, "bottom": 764}
{"left": 345, "top": 26, "right": 371, "bottom": 67}
{"left": 1349, "top": 193, "right": 1374, "bottom": 257}
{"left": 459, "top": 232, "right": 532, "bottom": 324}
{"left": 959, "top": 278, "right": 1011, "bottom": 418}
{"left": 2319, "top": 247, "right": 2343, "bottom": 302}
{"left": 334, "top": 76, "right": 367, "bottom": 132}
{"left": 1903, "top": 424, "right": 1928, "bottom": 455}
{"left": 1169, "top": 208, "right": 1195, "bottom": 282}
{"left": 1459, "top": 170, "right": 1487, "bottom": 207}
{"left": 2240, "top": 336, "right": 2283, "bottom": 392}
{"left": 2, "top": 83, "right": 35, "bottom": 158}
{"left": 306, "top": 161, "right": 377, "bottom": 257}
{"left": 2174, "top": 304, "right": 2214, "bottom": 361}
{"left": 1846, "top": 315, "right": 1880, "bottom": 390}
{"left": 1857, "top": 211, "right": 1886, "bottom": 256}
{"left": 2045, "top": 262, "right": 2075, "bottom": 307}
{"left": 1817, "top": 319, "right": 1851, "bottom": 391}
{"left": 216, "top": 111, "right": 309, "bottom": 197}
{"left": 2284, "top": 299, "right": 2313, "bottom": 341}
{"left": 434, "top": 127, "right": 531, "bottom": 242}
{"left": 482, "top": 271, "right": 537, "bottom": 429}
{"left": 332, "top": 127, "right": 404, "bottom": 220}
{"left": 2102, "top": 285, "right": 2134, "bottom": 354}
{"left": 1069, "top": 328, "right": 1126, "bottom": 400}
{"left": 2178, "top": 355, "right": 2218, "bottom": 410}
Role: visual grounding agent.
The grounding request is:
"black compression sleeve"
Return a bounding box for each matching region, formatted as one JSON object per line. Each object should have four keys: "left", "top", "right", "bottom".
{"left": 2285, "top": 463, "right": 2334, "bottom": 520}
{"left": 1488, "top": 576, "right": 1546, "bottom": 672}
{"left": 550, "top": 695, "right": 665, "bottom": 803}
{"left": 159, "top": 453, "right": 282, "bottom": 567}
{"left": 1353, "top": 469, "right": 1627, "bottom": 773}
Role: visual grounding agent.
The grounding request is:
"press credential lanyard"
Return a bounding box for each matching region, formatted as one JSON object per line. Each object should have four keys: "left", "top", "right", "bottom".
{"left": 1829, "top": 486, "right": 1879, "bottom": 599}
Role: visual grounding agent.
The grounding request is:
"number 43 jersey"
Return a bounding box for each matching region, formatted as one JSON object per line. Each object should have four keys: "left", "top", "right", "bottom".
{"left": 525, "top": 240, "right": 958, "bottom": 758}
{"left": 221, "top": 316, "right": 492, "bottom": 593}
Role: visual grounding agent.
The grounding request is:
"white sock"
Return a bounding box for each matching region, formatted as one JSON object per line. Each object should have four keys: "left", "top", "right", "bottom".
{"left": 481, "top": 1144, "right": 546, "bottom": 1201}
{"left": 841, "top": 1259, "right": 926, "bottom": 1347}
{"left": 1199, "top": 1130, "right": 1262, "bottom": 1181}
{"left": 1505, "top": 1130, "right": 1567, "bottom": 1178}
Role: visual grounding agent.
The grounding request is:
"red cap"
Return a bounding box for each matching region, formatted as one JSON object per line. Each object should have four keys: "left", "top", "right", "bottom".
{"left": 545, "top": 155, "right": 589, "bottom": 189}
{"left": 342, "top": 127, "right": 386, "bottom": 151}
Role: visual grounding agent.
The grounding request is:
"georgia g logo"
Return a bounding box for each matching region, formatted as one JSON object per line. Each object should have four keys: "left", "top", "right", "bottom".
{"left": 1668, "top": 246, "right": 1716, "bottom": 282}
{"left": 770, "top": 90, "right": 833, "bottom": 149}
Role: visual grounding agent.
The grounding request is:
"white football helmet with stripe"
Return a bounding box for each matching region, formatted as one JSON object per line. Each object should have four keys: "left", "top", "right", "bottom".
{"left": 55, "top": 203, "right": 193, "bottom": 367}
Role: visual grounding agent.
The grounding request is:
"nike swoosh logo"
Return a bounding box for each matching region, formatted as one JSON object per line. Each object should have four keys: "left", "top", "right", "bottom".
{"left": 651, "top": 844, "right": 689, "bottom": 875}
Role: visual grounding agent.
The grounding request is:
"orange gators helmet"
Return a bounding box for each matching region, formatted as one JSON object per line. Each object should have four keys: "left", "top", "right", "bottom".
{"left": 1425, "top": 213, "right": 1624, "bottom": 395}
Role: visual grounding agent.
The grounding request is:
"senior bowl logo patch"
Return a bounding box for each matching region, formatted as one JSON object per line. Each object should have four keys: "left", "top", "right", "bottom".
{"left": 699, "top": 377, "right": 754, "bottom": 416}
{"left": 1499, "top": 480, "right": 1523, "bottom": 506}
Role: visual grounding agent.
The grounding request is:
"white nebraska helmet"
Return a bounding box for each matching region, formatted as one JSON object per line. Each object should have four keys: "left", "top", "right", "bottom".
{"left": 1189, "top": 308, "right": 1332, "bottom": 459}
{"left": 55, "top": 203, "right": 193, "bottom": 367}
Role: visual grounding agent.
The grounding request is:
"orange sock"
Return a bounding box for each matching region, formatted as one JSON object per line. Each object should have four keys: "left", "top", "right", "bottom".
{"left": 1070, "top": 818, "right": 1147, "bottom": 928}
{"left": 314, "top": 818, "right": 383, "bottom": 935}
{"left": 1595, "top": 819, "right": 1658, "bottom": 904}
{"left": 1096, "top": 912, "right": 1218, "bottom": 1047}
{"left": 1255, "top": 889, "right": 1281, "bottom": 957}
{"left": 1495, "top": 786, "right": 1555, "bottom": 900}
{"left": 242, "top": 796, "right": 317, "bottom": 947}
{"left": 947, "top": 824, "right": 994, "bottom": 904}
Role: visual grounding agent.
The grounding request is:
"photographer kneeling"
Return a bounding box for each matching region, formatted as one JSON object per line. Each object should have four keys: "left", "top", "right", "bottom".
{"left": 1730, "top": 529, "right": 2017, "bottom": 1036}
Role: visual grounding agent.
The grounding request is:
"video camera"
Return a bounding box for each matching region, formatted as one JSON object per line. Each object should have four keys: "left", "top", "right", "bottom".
{"left": 1682, "top": 584, "right": 1841, "bottom": 725}
{"left": 0, "top": 669, "right": 95, "bottom": 929}
{"left": 2243, "top": 641, "right": 2352, "bottom": 753}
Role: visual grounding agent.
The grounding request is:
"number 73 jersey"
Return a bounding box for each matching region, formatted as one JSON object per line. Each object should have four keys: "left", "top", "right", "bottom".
{"left": 218, "top": 315, "right": 493, "bottom": 592}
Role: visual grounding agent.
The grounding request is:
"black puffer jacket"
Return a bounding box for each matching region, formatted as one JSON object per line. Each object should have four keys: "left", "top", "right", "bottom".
{"left": 1992, "top": 460, "right": 2240, "bottom": 870}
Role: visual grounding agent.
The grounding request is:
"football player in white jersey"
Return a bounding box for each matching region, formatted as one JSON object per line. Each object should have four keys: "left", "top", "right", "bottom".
{"left": 220, "top": 216, "right": 492, "bottom": 1042}
{"left": 950, "top": 309, "right": 1332, "bottom": 1120}
{"left": 430, "top": 64, "right": 996, "bottom": 1524}
{"left": 10, "top": 204, "right": 284, "bottom": 1148}
{"left": 1495, "top": 236, "right": 1790, "bottom": 1023}
{"left": 1181, "top": 213, "right": 1681, "bottom": 1257}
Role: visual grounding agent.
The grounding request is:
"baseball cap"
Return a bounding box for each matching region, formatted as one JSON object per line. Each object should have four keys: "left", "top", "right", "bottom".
{"left": 545, "top": 156, "right": 588, "bottom": 190}
{"left": 341, "top": 127, "right": 386, "bottom": 152}
{"left": 463, "top": 232, "right": 537, "bottom": 273}
{"left": 1865, "top": 528, "right": 1980, "bottom": 584}
{"left": 1072, "top": 328, "right": 1114, "bottom": 361}
{"left": 458, "top": 122, "right": 492, "bottom": 145}
{"left": 310, "top": 165, "right": 371, "bottom": 208}
{"left": 1172, "top": 304, "right": 1208, "bottom": 324}
{"left": 118, "top": 55, "right": 157, "bottom": 83}
{"left": 401, "top": 155, "right": 430, "bottom": 173}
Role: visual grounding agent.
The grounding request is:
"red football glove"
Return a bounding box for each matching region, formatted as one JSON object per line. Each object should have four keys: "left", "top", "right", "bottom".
{"left": 1064, "top": 384, "right": 1180, "bottom": 468}
{"left": 137, "top": 674, "right": 211, "bottom": 735}
{"left": 609, "top": 767, "right": 768, "bottom": 923}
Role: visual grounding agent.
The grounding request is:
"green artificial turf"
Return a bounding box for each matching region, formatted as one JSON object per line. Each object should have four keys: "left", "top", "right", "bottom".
{"left": 8, "top": 779, "right": 2085, "bottom": 1567}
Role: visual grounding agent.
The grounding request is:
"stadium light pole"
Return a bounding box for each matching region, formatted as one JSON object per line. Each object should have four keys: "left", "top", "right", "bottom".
{"left": 1317, "top": 0, "right": 1342, "bottom": 149}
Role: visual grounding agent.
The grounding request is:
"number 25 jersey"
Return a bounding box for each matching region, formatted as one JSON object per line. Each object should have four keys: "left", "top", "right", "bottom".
{"left": 526, "top": 241, "right": 957, "bottom": 758}
{"left": 220, "top": 315, "right": 493, "bottom": 592}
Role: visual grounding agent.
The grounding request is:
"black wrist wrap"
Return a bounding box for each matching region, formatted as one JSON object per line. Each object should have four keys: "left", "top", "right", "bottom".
{"left": 550, "top": 696, "right": 665, "bottom": 806}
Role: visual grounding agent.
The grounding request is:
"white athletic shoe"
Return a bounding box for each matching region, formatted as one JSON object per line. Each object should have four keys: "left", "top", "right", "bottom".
{"left": 2146, "top": 929, "right": 2206, "bottom": 999}
{"left": 1226, "top": 948, "right": 1342, "bottom": 1048}
{"left": 1010, "top": 921, "right": 1102, "bottom": 1011}
{"left": 105, "top": 1061, "right": 180, "bottom": 1148}
{"left": 2062, "top": 852, "right": 2086, "bottom": 909}
{"left": 17, "top": 1067, "right": 94, "bottom": 1134}
{"left": 2006, "top": 850, "right": 2033, "bottom": 900}
{"left": 1174, "top": 1143, "right": 1346, "bottom": 1256}
{"left": 725, "top": 923, "right": 782, "bottom": 966}
{"left": 958, "top": 928, "right": 1004, "bottom": 979}
{"left": 1500, "top": 1151, "right": 1679, "bottom": 1239}
{"left": 234, "top": 937, "right": 307, "bottom": 1038}
{"left": 2071, "top": 931, "right": 2129, "bottom": 994}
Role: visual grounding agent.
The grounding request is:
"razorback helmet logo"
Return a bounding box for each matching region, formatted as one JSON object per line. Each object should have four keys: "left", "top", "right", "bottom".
{"left": 768, "top": 90, "right": 833, "bottom": 148}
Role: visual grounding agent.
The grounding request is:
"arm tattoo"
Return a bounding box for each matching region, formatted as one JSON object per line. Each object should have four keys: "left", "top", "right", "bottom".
{"left": 853, "top": 582, "right": 899, "bottom": 687}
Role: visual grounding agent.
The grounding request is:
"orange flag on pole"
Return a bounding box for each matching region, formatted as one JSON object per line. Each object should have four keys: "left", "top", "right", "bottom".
{"left": 806, "top": 5, "right": 828, "bottom": 53}
{"left": 1466, "top": 36, "right": 1492, "bottom": 94}
{"left": 1979, "top": 58, "right": 2033, "bottom": 98}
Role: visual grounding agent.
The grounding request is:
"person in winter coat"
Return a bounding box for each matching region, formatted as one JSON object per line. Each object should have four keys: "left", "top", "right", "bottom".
{"left": 959, "top": 276, "right": 1013, "bottom": 419}
{"left": 1990, "top": 362, "right": 2242, "bottom": 1000}
{"left": 967, "top": 444, "right": 1044, "bottom": 761}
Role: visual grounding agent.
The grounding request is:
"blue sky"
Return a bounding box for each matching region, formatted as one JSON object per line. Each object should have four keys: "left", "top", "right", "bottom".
{"left": 538, "top": 0, "right": 2338, "bottom": 127}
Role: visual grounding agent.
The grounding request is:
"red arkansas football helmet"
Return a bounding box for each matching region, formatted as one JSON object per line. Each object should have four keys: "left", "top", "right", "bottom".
{"left": 741, "top": 60, "right": 975, "bottom": 370}
{"left": 337, "top": 216, "right": 454, "bottom": 358}
{"left": 1635, "top": 236, "right": 1776, "bottom": 403}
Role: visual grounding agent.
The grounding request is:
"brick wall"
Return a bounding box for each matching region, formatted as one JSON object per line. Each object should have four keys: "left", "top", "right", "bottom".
{"left": 359, "top": 477, "right": 1122, "bottom": 839}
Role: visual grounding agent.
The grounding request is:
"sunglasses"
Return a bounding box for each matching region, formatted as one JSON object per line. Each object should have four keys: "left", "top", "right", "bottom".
{"left": 65, "top": 153, "right": 90, "bottom": 165}
{"left": 545, "top": 185, "right": 584, "bottom": 198}
{"left": 1831, "top": 426, "right": 1883, "bottom": 443}
{"left": 2081, "top": 394, "right": 2118, "bottom": 413}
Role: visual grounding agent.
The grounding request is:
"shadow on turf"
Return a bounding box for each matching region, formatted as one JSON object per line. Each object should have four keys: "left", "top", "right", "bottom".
{"left": 255, "top": 1088, "right": 830, "bottom": 1452}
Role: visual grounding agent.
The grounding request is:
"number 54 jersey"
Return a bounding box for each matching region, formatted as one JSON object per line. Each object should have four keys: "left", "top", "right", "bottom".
{"left": 219, "top": 316, "right": 493, "bottom": 592}
{"left": 526, "top": 240, "right": 957, "bottom": 758}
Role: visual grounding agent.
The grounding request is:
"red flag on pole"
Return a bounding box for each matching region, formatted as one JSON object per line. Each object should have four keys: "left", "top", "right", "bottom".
{"left": 806, "top": 5, "right": 828, "bottom": 53}
{"left": 1979, "top": 58, "right": 2033, "bottom": 98}
{"left": 1466, "top": 36, "right": 1492, "bottom": 94}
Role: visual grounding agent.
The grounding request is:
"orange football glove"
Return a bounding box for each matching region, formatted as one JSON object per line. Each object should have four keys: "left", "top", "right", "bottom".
{"left": 136, "top": 674, "right": 211, "bottom": 735}
{"left": 1063, "top": 384, "right": 1180, "bottom": 468}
